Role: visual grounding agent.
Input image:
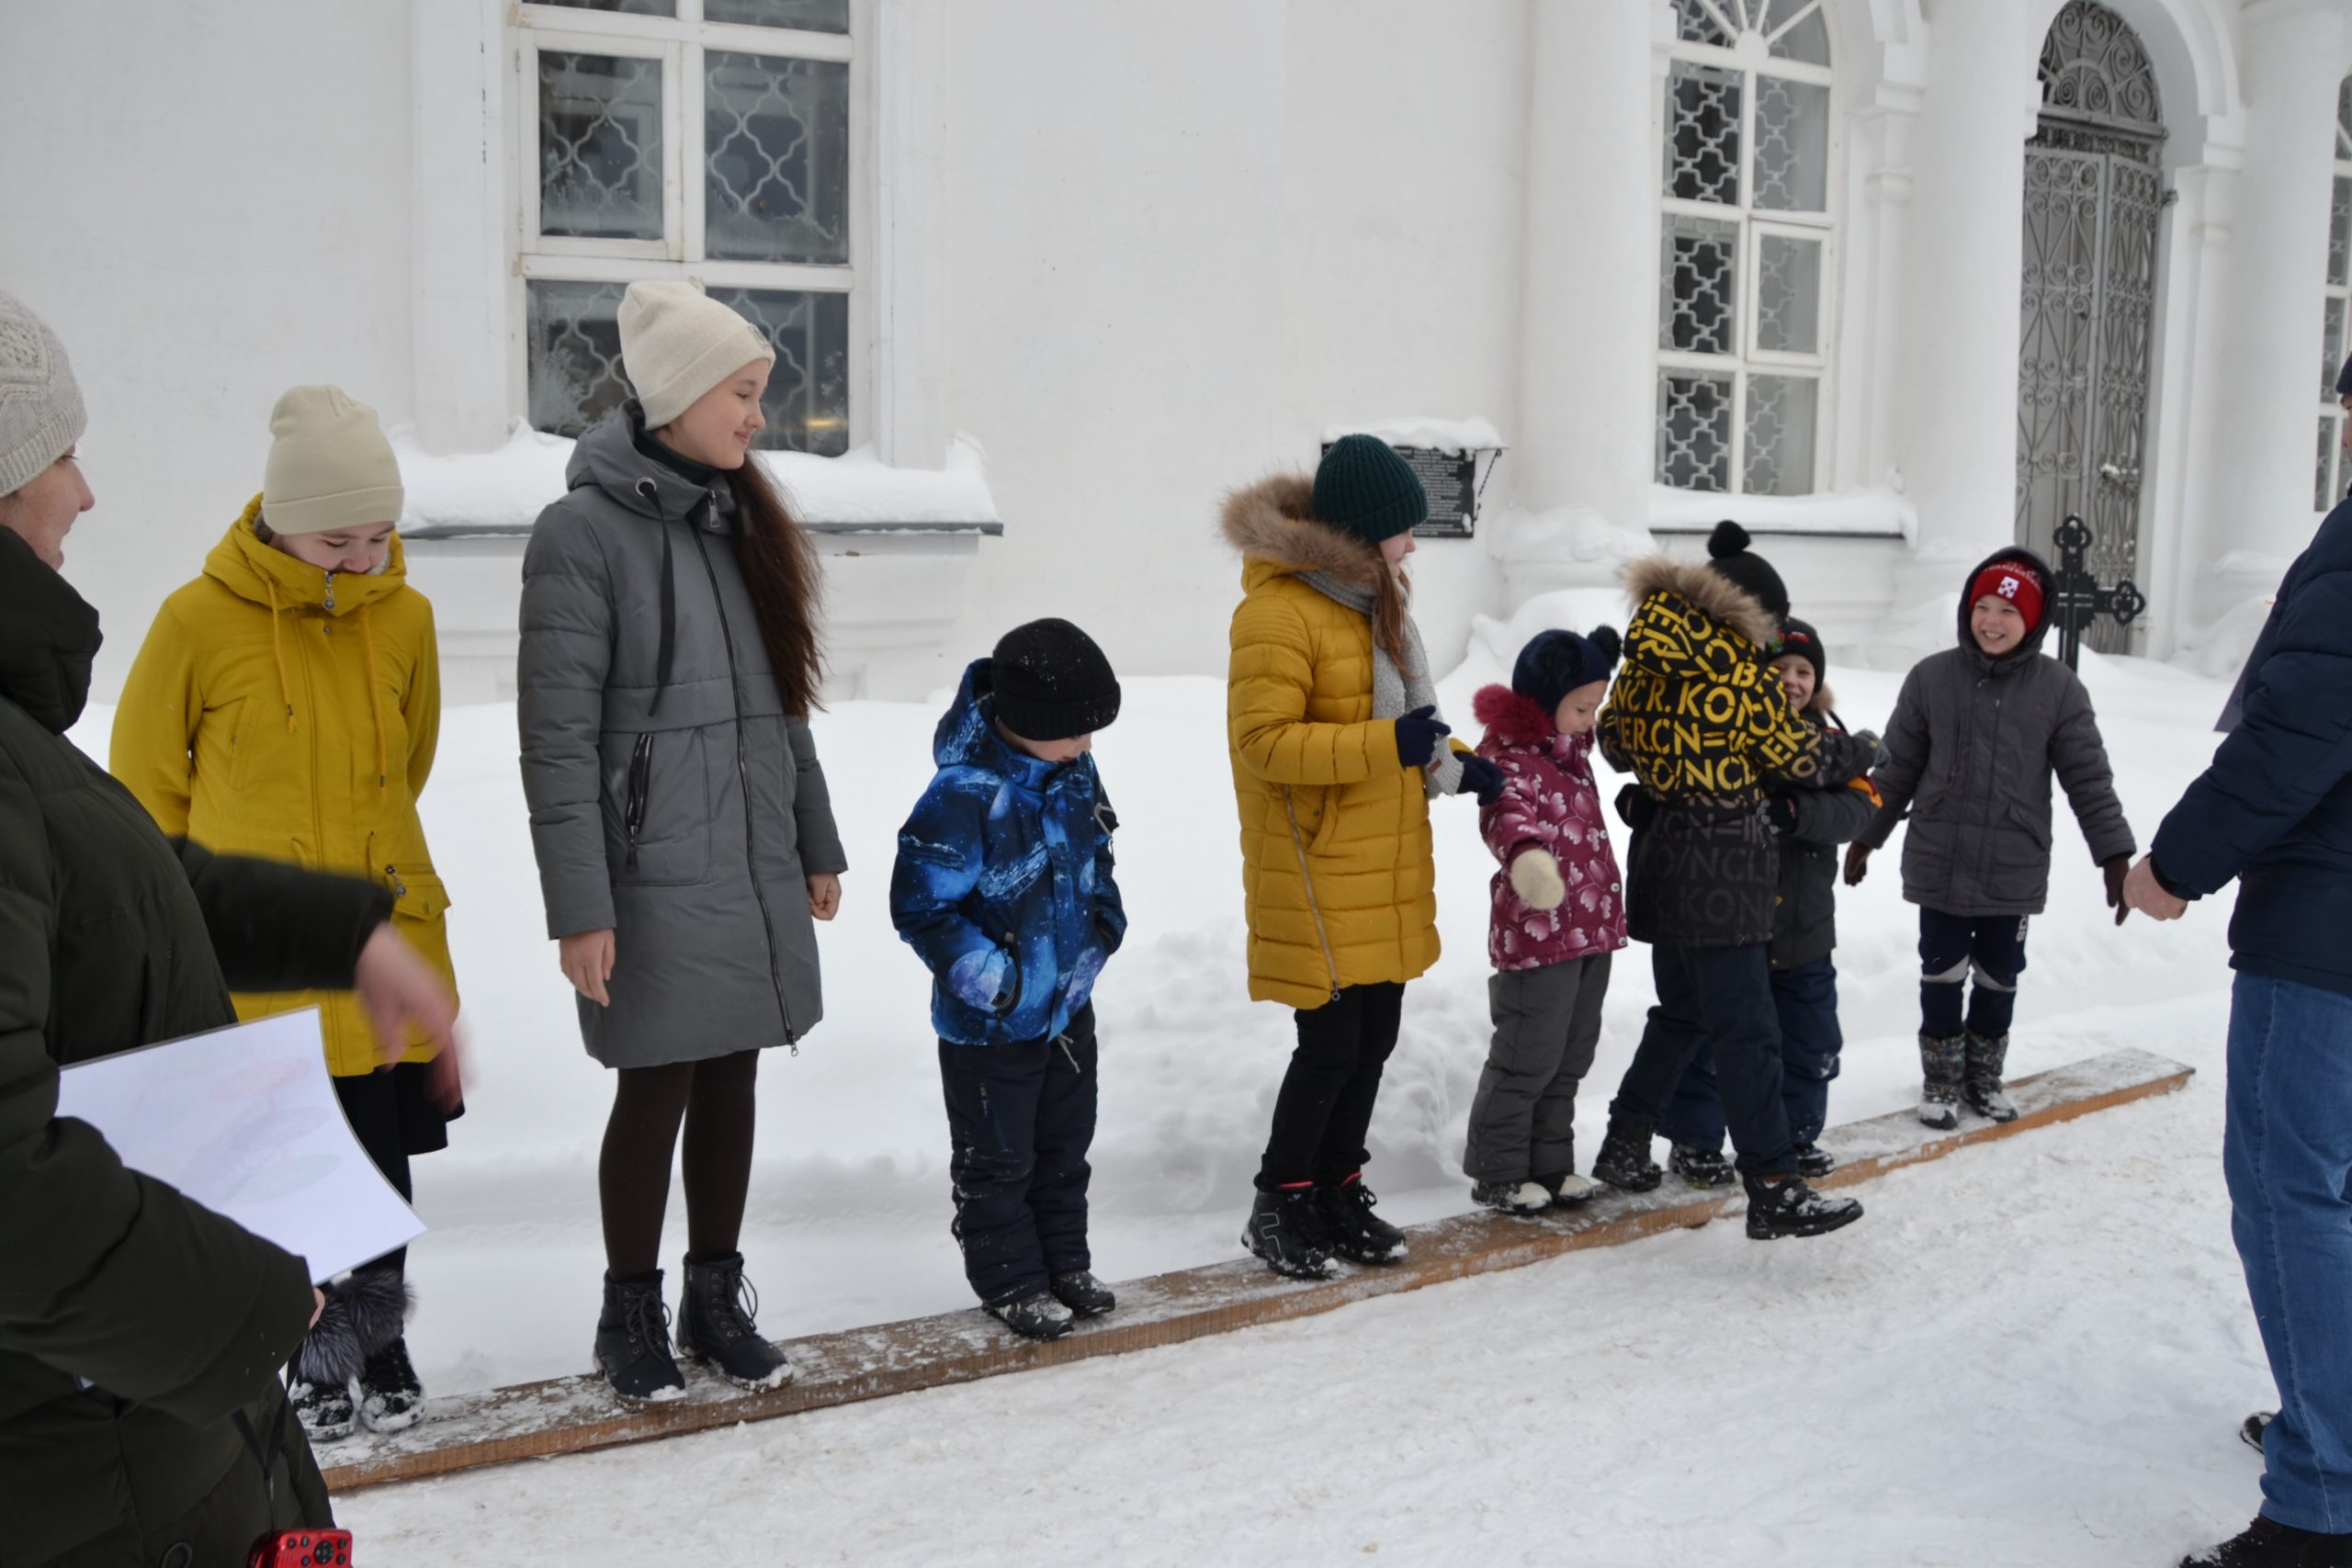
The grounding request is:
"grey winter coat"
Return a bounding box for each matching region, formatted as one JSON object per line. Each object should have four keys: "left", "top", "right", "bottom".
{"left": 1857, "top": 546, "right": 2134, "bottom": 918}
{"left": 518, "top": 410, "right": 847, "bottom": 1066}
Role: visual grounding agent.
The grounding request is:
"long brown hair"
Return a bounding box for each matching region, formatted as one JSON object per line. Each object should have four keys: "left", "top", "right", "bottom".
{"left": 1372, "top": 562, "right": 1411, "bottom": 666}
{"left": 725, "top": 458, "right": 825, "bottom": 718}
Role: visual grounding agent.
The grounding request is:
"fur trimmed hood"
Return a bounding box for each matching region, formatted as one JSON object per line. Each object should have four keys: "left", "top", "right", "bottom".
{"left": 1219, "top": 473, "right": 1385, "bottom": 586}
{"left": 1622, "top": 555, "right": 1781, "bottom": 649}
{"left": 1473, "top": 682, "right": 1556, "bottom": 744}
{"left": 1808, "top": 682, "right": 1838, "bottom": 717}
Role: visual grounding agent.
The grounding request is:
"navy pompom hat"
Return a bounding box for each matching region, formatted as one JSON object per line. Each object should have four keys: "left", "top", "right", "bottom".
{"left": 1705, "top": 519, "right": 1790, "bottom": 623}
{"left": 1313, "top": 434, "right": 1430, "bottom": 547}
{"left": 1511, "top": 625, "right": 1623, "bottom": 715}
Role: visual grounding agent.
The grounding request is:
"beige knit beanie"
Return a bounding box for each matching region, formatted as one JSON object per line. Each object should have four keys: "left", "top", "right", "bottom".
{"left": 0, "top": 289, "right": 87, "bottom": 496}
{"left": 262, "top": 385, "right": 403, "bottom": 535}
{"left": 618, "top": 280, "right": 775, "bottom": 429}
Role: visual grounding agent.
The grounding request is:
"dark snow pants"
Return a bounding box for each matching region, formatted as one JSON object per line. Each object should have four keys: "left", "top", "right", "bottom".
{"left": 1609, "top": 942, "right": 1796, "bottom": 1180}
{"left": 1258, "top": 982, "right": 1406, "bottom": 1191}
{"left": 1463, "top": 953, "right": 1612, "bottom": 1185}
{"left": 1657, "top": 954, "right": 1843, "bottom": 1153}
{"left": 939, "top": 1003, "right": 1098, "bottom": 1308}
{"left": 1918, "top": 908, "right": 2030, "bottom": 1040}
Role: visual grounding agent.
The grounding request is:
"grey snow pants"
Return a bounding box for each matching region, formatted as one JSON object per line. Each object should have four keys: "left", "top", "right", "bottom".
{"left": 1463, "top": 952, "right": 1612, "bottom": 1185}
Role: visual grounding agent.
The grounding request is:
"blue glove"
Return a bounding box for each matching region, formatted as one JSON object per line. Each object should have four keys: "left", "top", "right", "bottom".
{"left": 1394, "top": 705, "right": 1450, "bottom": 769}
{"left": 1457, "top": 753, "right": 1506, "bottom": 807}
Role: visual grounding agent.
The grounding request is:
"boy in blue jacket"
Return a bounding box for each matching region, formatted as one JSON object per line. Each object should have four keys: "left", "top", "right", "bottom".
{"left": 890, "top": 618, "right": 1126, "bottom": 1341}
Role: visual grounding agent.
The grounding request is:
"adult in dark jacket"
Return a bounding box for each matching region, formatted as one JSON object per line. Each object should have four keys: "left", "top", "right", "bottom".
{"left": 1591, "top": 523, "right": 1876, "bottom": 1238}
{"left": 1657, "top": 617, "right": 1879, "bottom": 1187}
{"left": 2125, "top": 499, "right": 2352, "bottom": 1568}
{"left": 518, "top": 281, "right": 847, "bottom": 1404}
{"left": 1847, "top": 547, "right": 2135, "bottom": 1129}
{"left": 0, "top": 288, "right": 458, "bottom": 1567}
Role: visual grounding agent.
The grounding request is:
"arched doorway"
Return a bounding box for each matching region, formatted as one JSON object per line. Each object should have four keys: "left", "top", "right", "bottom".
{"left": 2015, "top": 0, "right": 2165, "bottom": 651}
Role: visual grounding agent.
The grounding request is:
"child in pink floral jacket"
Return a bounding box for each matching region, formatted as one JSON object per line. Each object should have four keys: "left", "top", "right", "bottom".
{"left": 1463, "top": 626, "right": 1629, "bottom": 1215}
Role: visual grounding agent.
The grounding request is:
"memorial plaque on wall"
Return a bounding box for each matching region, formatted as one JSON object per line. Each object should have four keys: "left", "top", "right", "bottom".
{"left": 1319, "top": 443, "right": 1482, "bottom": 537}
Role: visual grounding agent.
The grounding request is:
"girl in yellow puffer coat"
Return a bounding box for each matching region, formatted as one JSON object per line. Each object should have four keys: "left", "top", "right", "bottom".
{"left": 110, "top": 385, "right": 458, "bottom": 1442}
{"left": 1224, "top": 435, "right": 1502, "bottom": 1282}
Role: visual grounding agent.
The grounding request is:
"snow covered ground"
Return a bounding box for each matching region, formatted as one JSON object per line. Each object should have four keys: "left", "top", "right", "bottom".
{"left": 70, "top": 643, "right": 2276, "bottom": 1563}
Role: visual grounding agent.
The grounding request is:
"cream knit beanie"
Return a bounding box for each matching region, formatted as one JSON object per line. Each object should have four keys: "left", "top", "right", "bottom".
{"left": 262, "top": 386, "right": 404, "bottom": 535}
{"left": 0, "top": 289, "right": 87, "bottom": 497}
{"left": 618, "top": 280, "right": 775, "bottom": 429}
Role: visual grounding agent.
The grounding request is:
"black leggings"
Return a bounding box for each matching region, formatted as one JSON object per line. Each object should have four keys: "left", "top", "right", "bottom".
{"left": 1257, "top": 983, "right": 1406, "bottom": 1190}
{"left": 598, "top": 1049, "right": 761, "bottom": 1280}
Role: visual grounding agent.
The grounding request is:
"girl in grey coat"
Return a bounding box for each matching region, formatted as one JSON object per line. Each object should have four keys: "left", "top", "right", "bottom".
{"left": 518, "top": 282, "right": 845, "bottom": 1404}
{"left": 1845, "top": 546, "right": 2134, "bottom": 1131}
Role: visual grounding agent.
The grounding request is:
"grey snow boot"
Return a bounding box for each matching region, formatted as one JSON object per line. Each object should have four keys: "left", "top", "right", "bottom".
{"left": 1918, "top": 1033, "right": 1965, "bottom": 1130}
{"left": 678, "top": 1252, "right": 791, "bottom": 1391}
{"left": 1964, "top": 1032, "right": 2020, "bottom": 1123}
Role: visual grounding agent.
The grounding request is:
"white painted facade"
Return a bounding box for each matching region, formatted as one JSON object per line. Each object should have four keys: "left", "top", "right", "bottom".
{"left": 5, "top": 0, "right": 2347, "bottom": 702}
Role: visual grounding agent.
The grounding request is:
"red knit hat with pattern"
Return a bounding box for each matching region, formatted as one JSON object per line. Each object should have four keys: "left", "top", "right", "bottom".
{"left": 1969, "top": 560, "right": 2045, "bottom": 631}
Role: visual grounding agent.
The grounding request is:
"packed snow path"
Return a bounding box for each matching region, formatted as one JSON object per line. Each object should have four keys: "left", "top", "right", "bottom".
{"left": 71, "top": 646, "right": 2274, "bottom": 1560}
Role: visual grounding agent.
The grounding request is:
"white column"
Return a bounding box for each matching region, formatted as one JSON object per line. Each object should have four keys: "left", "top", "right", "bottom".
{"left": 410, "top": 0, "right": 513, "bottom": 455}
{"left": 867, "top": 0, "right": 950, "bottom": 468}
{"left": 1506, "top": 0, "right": 1657, "bottom": 586}
{"left": 1888, "top": 0, "right": 2040, "bottom": 587}
{"left": 2188, "top": 0, "right": 2349, "bottom": 631}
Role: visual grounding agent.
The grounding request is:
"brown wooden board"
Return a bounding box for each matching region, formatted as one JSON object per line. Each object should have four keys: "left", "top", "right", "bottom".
{"left": 322, "top": 1047, "right": 2190, "bottom": 1493}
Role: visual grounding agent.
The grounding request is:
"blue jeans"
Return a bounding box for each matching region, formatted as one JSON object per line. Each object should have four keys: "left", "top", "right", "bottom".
{"left": 1658, "top": 955, "right": 1843, "bottom": 1153}
{"left": 2226, "top": 973, "right": 2352, "bottom": 1531}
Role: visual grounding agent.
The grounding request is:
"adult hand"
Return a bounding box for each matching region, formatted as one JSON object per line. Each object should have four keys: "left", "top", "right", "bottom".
{"left": 1394, "top": 705, "right": 1450, "bottom": 769}
{"left": 355, "top": 924, "right": 458, "bottom": 1068}
{"left": 560, "top": 928, "right": 616, "bottom": 1007}
{"left": 311, "top": 1288, "right": 326, "bottom": 1328}
{"left": 808, "top": 873, "right": 842, "bottom": 921}
{"left": 2102, "top": 855, "right": 2134, "bottom": 926}
{"left": 1457, "top": 754, "right": 1506, "bottom": 807}
{"left": 2122, "top": 853, "right": 2188, "bottom": 922}
{"left": 424, "top": 1038, "right": 466, "bottom": 1114}
{"left": 1509, "top": 847, "right": 1566, "bottom": 911}
{"left": 1843, "top": 841, "right": 1871, "bottom": 887}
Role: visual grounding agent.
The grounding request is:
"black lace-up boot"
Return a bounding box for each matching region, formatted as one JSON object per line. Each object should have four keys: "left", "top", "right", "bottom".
{"left": 678, "top": 1252, "right": 791, "bottom": 1391}
{"left": 594, "top": 1271, "right": 686, "bottom": 1404}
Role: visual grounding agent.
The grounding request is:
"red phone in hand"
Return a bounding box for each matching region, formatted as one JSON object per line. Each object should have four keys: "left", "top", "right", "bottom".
{"left": 247, "top": 1529, "right": 351, "bottom": 1567}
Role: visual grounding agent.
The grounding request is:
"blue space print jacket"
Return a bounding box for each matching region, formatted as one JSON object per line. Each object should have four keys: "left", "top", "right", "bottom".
{"left": 889, "top": 658, "right": 1126, "bottom": 1045}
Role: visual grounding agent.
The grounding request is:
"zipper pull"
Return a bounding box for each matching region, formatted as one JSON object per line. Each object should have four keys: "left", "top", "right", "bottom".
{"left": 384, "top": 863, "right": 407, "bottom": 898}
{"left": 1057, "top": 1034, "right": 1081, "bottom": 1074}
{"left": 322, "top": 570, "right": 336, "bottom": 614}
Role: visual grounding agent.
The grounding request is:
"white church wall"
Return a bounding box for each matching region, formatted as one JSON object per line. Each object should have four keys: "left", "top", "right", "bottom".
{"left": 0, "top": 1, "right": 417, "bottom": 697}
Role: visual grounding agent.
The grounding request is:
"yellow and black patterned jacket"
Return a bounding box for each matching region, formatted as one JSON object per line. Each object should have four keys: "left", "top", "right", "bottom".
{"left": 1599, "top": 557, "right": 1876, "bottom": 945}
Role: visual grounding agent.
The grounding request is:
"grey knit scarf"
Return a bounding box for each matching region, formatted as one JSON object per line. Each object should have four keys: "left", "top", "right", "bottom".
{"left": 1297, "top": 570, "right": 1465, "bottom": 797}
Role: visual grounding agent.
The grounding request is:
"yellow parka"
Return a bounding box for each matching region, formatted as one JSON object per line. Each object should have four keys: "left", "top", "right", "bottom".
{"left": 109, "top": 501, "right": 456, "bottom": 1076}
{"left": 1223, "top": 475, "right": 1441, "bottom": 1010}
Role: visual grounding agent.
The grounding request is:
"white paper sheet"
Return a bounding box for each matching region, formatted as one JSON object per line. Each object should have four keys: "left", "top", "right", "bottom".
{"left": 54, "top": 1009, "right": 424, "bottom": 1284}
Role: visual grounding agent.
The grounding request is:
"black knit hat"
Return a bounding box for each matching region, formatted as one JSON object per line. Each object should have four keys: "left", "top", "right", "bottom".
{"left": 1313, "top": 434, "right": 1429, "bottom": 547}
{"left": 989, "top": 618, "right": 1121, "bottom": 740}
{"left": 1511, "top": 626, "right": 1623, "bottom": 715}
{"left": 1772, "top": 615, "right": 1826, "bottom": 689}
{"left": 1705, "top": 520, "right": 1790, "bottom": 623}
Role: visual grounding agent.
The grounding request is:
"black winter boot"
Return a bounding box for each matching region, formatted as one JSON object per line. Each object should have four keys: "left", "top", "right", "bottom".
{"left": 679, "top": 1252, "right": 791, "bottom": 1391}
{"left": 1049, "top": 1269, "right": 1116, "bottom": 1318}
{"left": 1669, "top": 1143, "right": 1735, "bottom": 1190}
{"left": 1918, "top": 1033, "right": 1965, "bottom": 1130}
{"left": 1317, "top": 1174, "right": 1408, "bottom": 1264}
{"left": 1794, "top": 1143, "right": 1838, "bottom": 1179}
{"left": 1472, "top": 1179, "right": 1552, "bottom": 1216}
{"left": 2243, "top": 1412, "right": 2276, "bottom": 1453}
{"left": 989, "top": 1290, "right": 1076, "bottom": 1341}
{"left": 1743, "top": 1173, "right": 1864, "bottom": 1240}
{"left": 1964, "top": 1032, "right": 2019, "bottom": 1122}
{"left": 2181, "top": 1517, "right": 2352, "bottom": 1567}
{"left": 1593, "top": 1120, "right": 1663, "bottom": 1192}
{"left": 289, "top": 1375, "right": 356, "bottom": 1443}
{"left": 356, "top": 1336, "right": 424, "bottom": 1434}
{"left": 1243, "top": 1187, "right": 1336, "bottom": 1280}
{"left": 594, "top": 1271, "right": 686, "bottom": 1404}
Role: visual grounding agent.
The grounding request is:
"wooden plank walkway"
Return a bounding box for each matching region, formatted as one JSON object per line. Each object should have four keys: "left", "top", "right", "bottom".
{"left": 322, "top": 1046, "right": 2190, "bottom": 1493}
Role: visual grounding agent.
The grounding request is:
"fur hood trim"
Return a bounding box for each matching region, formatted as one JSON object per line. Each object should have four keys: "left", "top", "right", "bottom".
{"left": 1219, "top": 473, "right": 1385, "bottom": 586}
{"left": 294, "top": 1269, "right": 413, "bottom": 1385}
{"left": 1622, "top": 555, "right": 1781, "bottom": 649}
{"left": 1473, "top": 682, "right": 1556, "bottom": 743}
{"left": 1809, "top": 681, "right": 1837, "bottom": 717}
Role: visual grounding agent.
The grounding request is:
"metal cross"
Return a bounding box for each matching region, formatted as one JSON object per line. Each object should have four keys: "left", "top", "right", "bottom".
{"left": 2048, "top": 513, "right": 2149, "bottom": 671}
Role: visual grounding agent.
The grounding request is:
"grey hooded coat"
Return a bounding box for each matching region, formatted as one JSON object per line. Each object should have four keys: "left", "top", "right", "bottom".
{"left": 518, "top": 410, "right": 846, "bottom": 1067}
{"left": 1856, "top": 546, "right": 2134, "bottom": 918}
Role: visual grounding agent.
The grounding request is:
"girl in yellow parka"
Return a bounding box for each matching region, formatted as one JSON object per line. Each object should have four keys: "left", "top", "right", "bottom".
{"left": 110, "top": 385, "right": 458, "bottom": 1443}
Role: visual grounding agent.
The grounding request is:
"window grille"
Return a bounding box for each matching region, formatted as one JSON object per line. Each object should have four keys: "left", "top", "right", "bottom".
{"left": 1656, "top": 0, "right": 1833, "bottom": 496}
{"left": 518, "top": 0, "right": 852, "bottom": 455}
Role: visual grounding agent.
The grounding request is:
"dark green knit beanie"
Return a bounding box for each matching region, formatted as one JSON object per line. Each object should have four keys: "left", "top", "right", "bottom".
{"left": 1313, "top": 434, "right": 1428, "bottom": 547}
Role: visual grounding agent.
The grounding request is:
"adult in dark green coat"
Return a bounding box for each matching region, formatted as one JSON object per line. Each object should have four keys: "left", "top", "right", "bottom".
{"left": 0, "top": 288, "right": 459, "bottom": 1567}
